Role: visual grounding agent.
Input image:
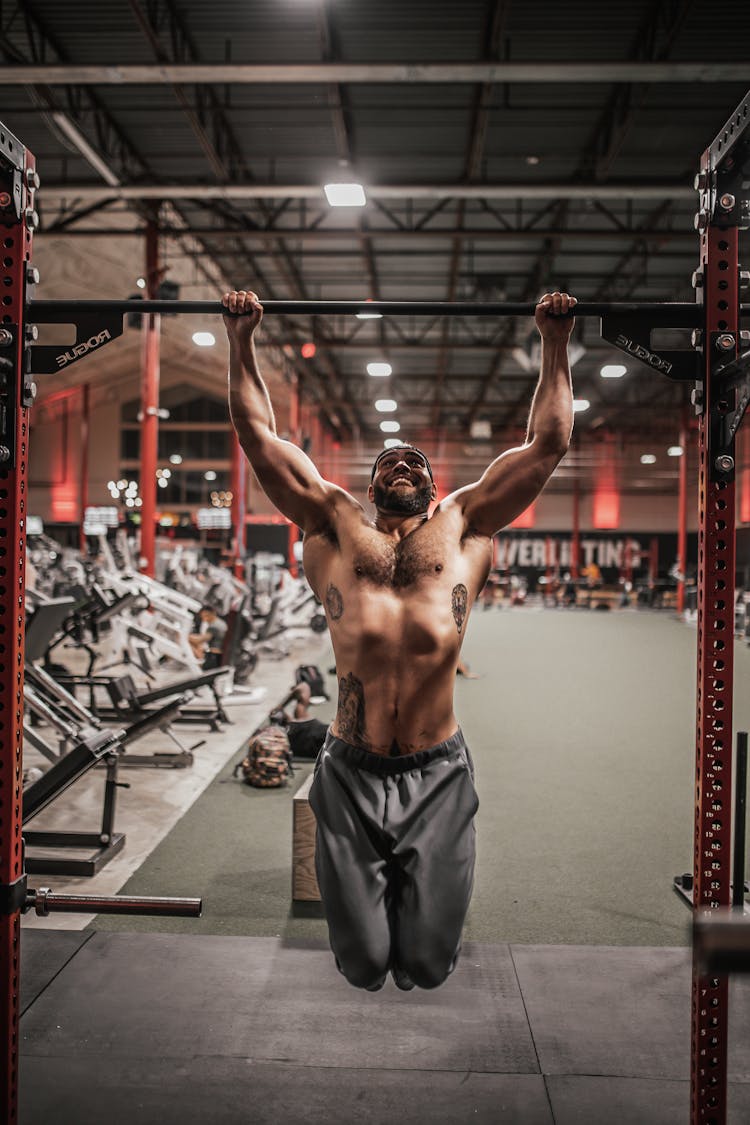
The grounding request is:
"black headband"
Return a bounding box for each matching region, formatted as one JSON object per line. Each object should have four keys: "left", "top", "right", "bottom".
{"left": 370, "top": 445, "right": 434, "bottom": 482}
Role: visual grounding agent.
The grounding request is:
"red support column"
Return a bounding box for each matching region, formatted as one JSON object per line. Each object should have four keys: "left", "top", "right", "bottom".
{"left": 677, "top": 409, "right": 689, "bottom": 613}
{"left": 571, "top": 477, "right": 580, "bottom": 579}
{"left": 623, "top": 539, "right": 632, "bottom": 585}
{"left": 230, "top": 430, "right": 247, "bottom": 580}
{"left": 79, "top": 383, "right": 90, "bottom": 554}
{"left": 138, "top": 218, "right": 160, "bottom": 577}
{"left": 0, "top": 131, "right": 36, "bottom": 1125}
{"left": 287, "top": 374, "right": 301, "bottom": 577}
{"left": 690, "top": 216, "right": 739, "bottom": 1125}
{"left": 649, "top": 537, "right": 659, "bottom": 585}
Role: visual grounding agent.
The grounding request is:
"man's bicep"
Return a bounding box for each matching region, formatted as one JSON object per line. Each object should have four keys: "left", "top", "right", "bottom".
{"left": 453, "top": 441, "right": 563, "bottom": 536}
{"left": 242, "top": 431, "right": 337, "bottom": 529}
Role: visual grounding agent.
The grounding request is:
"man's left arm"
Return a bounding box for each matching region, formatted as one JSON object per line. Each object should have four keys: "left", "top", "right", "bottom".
{"left": 448, "top": 291, "right": 576, "bottom": 537}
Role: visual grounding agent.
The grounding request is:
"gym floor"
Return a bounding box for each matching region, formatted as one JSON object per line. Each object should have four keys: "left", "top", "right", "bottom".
{"left": 18, "top": 608, "right": 750, "bottom": 1123}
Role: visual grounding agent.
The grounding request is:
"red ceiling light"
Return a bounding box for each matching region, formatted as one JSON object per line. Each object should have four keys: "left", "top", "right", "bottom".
{"left": 301, "top": 342, "right": 316, "bottom": 359}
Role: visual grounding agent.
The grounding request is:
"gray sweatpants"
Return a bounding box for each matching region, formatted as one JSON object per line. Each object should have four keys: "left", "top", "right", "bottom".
{"left": 308, "top": 728, "right": 479, "bottom": 991}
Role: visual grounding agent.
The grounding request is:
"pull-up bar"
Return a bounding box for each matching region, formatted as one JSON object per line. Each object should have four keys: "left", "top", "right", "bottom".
{"left": 27, "top": 298, "right": 750, "bottom": 322}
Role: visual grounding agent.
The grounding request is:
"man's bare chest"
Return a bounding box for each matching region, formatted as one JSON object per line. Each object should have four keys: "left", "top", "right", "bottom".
{"left": 349, "top": 526, "right": 447, "bottom": 590}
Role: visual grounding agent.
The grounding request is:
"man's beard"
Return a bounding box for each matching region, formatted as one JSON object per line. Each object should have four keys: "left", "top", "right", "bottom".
{"left": 372, "top": 482, "right": 433, "bottom": 514}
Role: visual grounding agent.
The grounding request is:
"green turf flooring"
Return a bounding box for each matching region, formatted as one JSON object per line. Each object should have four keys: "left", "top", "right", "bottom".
{"left": 92, "top": 608, "right": 750, "bottom": 946}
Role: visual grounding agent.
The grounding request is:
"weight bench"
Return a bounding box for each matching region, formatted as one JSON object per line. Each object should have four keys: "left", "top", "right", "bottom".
{"left": 95, "top": 667, "right": 231, "bottom": 731}
{"left": 23, "top": 725, "right": 128, "bottom": 877}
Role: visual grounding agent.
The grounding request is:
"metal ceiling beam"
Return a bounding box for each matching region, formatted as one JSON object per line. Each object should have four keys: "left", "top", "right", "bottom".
{"left": 1, "top": 62, "right": 747, "bottom": 83}
{"left": 38, "top": 182, "right": 696, "bottom": 202}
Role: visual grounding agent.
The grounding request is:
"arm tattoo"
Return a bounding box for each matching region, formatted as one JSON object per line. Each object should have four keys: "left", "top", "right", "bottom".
{"left": 325, "top": 583, "right": 344, "bottom": 621}
{"left": 337, "top": 672, "right": 368, "bottom": 747}
{"left": 451, "top": 583, "right": 468, "bottom": 633}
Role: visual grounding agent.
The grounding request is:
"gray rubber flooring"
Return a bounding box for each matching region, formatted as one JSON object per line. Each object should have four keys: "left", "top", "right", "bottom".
{"left": 19, "top": 930, "right": 750, "bottom": 1124}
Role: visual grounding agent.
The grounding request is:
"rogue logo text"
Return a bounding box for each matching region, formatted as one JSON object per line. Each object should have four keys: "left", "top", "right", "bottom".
{"left": 615, "top": 333, "right": 673, "bottom": 375}
{"left": 56, "top": 329, "right": 112, "bottom": 368}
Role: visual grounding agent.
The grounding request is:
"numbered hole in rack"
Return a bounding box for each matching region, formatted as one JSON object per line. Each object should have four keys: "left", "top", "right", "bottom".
{"left": 713, "top": 620, "right": 726, "bottom": 631}
{"left": 713, "top": 719, "right": 724, "bottom": 732}
{"left": 713, "top": 639, "right": 725, "bottom": 651}
{"left": 719, "top": 279, "right": 729, "bottom": 290}
{"left": 716, "top": 540, "right": 726, "bottom": 551}
{"left": 713, "top": 679, "right": 725, "bottom": 691}
{"left": 717, "top": 499, "right": 727, "bottom": 511}
{"left": 715, "top": 520, "right": 726, "bottom": 532}
{"left": 715, "top": 578, "right": 726, "bottom": 591}
{"left": 718, "top": 300, "right": 729, "bottom": 311}
{"left": 2, "top": 238, "right": 13, "bottom": 249}
{"left": 716, "top": 559, "right": 727, "bottom": 571}
{"left": 719, "top": 240, "right": 729, "bottom": 251}
{"left": 718, "top": 260, "right": 729, "bottom": 271}
{"left": 714, "top": 600, "right": 726, "bottom": 612}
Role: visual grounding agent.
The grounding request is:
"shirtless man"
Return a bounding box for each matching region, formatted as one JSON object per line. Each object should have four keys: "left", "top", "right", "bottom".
{"left": 224, "top": 288, "right": 576, "bottom": 991}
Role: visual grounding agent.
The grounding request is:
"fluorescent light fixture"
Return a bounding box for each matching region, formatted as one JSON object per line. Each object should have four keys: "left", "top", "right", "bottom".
{"left": 157, "top": 479, "right": 168, "bottom": 489}
{"left": 601, "top": 364, "right": 627, "bottom": 379}
{"left": 367, "top": 361, "right": 392, "bottom": 377}
{"left": 51, "top": 111, "right": 121, "bottom": 187}
{"left": 324, "top": 182, "right": 366, "bottom": 207}
{"left": 356, "top": 310, "right": 383, "bottom": 320}
{"left": 375, "top": 399, "right": 397, "bottom": 413}
{"left": 169, "top": 454, "right": 183, "bottom": 465}
{"left": 572, "top": 398, "right": 590, "bottom": 413}
{"left": 668, "top": 446, "right": 684, "bottom": 457}
{"left": 204, "top": 470, "right": 217, "bottom": 481}
{"left": 136, "top": 277, "right": 146, "bottom": 290}
{"left": 192, "top": 331, "right": 216, "bottom": 347}
{"left": 380, "top": 420, "right": 401, "bottom": 433}
{"left": 384, "top": 438, "right": 405, "bottom": 449}
{"left": 640, "top": 454, "right": 657, "bottom": 465}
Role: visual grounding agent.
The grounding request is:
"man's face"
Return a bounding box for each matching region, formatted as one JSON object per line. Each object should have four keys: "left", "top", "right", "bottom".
{"left": 368, "top": 449, "right": 436, "bottom": 514}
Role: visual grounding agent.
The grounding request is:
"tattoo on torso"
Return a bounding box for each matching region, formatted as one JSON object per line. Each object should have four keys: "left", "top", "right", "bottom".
{"left": 452, "top": 583, "right": 468, "bottom": 633}
{"left": 337, "top": 671, "right": 368, "bottom": 746}
{"left": 325, "top": 583, "right": 344, "bottom": 620}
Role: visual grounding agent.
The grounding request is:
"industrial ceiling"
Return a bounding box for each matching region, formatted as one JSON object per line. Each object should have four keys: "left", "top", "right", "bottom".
{"left": 2, "top": 0, "right": 750, "bottom": 494}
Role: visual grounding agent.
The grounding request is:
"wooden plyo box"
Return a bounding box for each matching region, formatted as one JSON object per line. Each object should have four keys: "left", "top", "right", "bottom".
{"left": 292, "top": 773, "right": 321, "bottom": 901}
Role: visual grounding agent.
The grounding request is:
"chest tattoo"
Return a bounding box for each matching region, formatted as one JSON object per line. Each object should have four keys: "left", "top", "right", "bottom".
{"left": 337, "top": 672, "right": 368, "bottom": 747}
{"left": 452, "top": 583, "right": 468, "bottom": 633}
{"left": 325, "top": 583, "right": 344, "bottom": 620}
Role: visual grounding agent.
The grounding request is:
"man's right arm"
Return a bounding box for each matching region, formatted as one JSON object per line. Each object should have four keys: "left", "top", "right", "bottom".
{"left": 224, "top": 289, "right": 341, "bottom": 533}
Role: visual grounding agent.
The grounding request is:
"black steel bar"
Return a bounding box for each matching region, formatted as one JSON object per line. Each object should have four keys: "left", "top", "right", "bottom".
{"left": 27, "top": 298, "right": 750, "bottom": 322}
{"left": 733, "top": 732, "right": 748, "bottom": 910}
{"left": 27, "top": 888, "right": 202, "bottom": 917}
